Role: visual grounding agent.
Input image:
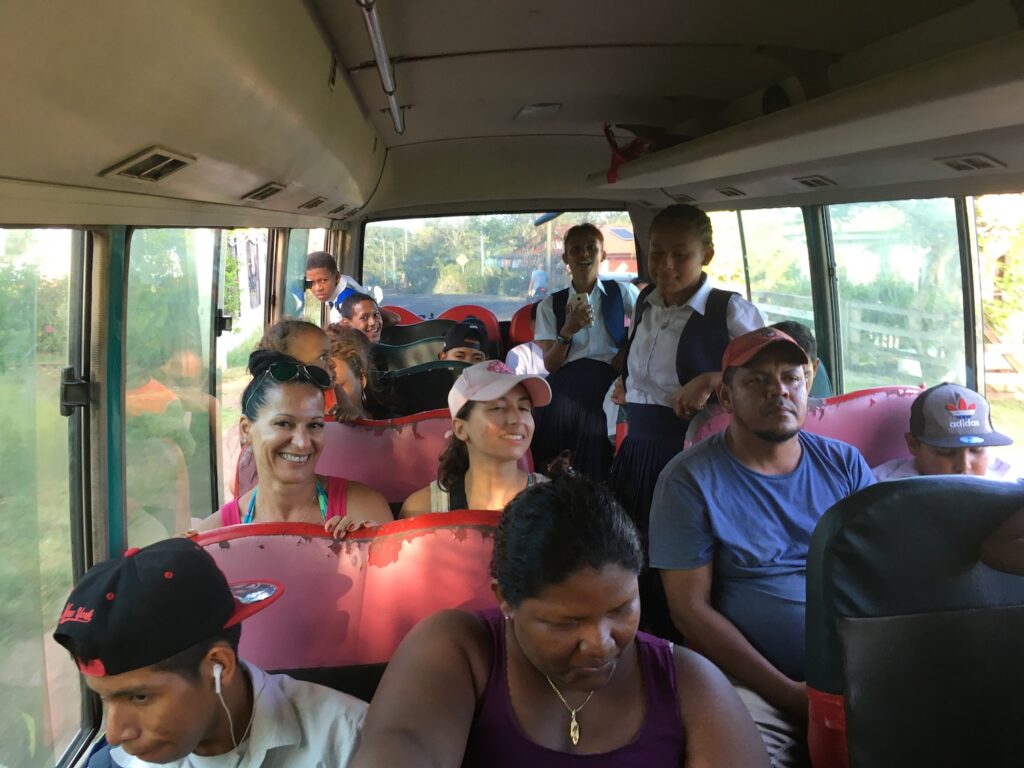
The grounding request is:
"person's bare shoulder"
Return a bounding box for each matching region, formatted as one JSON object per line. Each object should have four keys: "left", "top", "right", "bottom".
{"left": 194, "top": 509, "right": 225, "bottom": 532}
{"left": 400, "top": 484, "right": 433, "bottom": 518}
{"left": 345, "top": 480, "right": 394, "bottom": 524}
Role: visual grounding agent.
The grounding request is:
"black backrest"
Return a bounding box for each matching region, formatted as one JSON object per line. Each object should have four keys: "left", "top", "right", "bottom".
{"left": 807, "top": 477, "right": 1024, "bottom": 767}
{"left": 376, "top": 360, "right": 470, "bottom": 416}
{"left": 372, "top": 338, "right": 445, "bottom": 372}
{"left": 273, "top": 662, "right": 387, "bottom": 703}
{"left": 380, "top": 318, "right": 456, "bottom": 346}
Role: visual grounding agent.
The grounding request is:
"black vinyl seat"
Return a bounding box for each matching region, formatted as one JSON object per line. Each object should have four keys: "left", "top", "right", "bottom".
{"left": 275, "top": 662, "right": 387, "bottom": 704}
{"left": 373, "top": 360, "right": 470, "bottom": 416}
{"left": 806, "top": 477, "right": 1024, "bottom": 768}
{"left": 372, "top": 337, "right": 445, "bottom": 372}
{"left": 380, "top": 318, "right": 456, "bottom": 346}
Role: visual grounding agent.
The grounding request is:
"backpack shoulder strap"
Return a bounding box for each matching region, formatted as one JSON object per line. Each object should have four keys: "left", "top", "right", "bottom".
{"left": 620, "top": 283, "right": 656, "bottom": 383}
{"left": 600, "top": 279, "right": 627, "bottom": 348}
{"left": 550, "top": 288, "right": 570, "bottom": 337}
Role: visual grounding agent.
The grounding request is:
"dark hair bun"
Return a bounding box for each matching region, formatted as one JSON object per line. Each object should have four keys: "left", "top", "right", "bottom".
{"left": 247, "top": 349, "right": 302, "bottom": 377}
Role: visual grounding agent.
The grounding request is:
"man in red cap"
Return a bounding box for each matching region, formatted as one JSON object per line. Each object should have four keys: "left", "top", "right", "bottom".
{"left": 649, "top": 328, "right": 874, "bottom": 767}
{"left": 53, "top": 538, "right": 367, "bottom": 767}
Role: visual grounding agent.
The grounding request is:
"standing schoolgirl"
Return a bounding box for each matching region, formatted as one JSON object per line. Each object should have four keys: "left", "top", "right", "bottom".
{"left": 531, "top": 223, "right": 638, "bottom": 479}
{"left": 610, "top": 204, "right": 765, "bottom": 541}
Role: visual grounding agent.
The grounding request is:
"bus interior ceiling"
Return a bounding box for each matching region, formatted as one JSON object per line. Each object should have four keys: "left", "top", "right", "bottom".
{"left": 1, "top": 1, "right": 1024, "bottom": 228}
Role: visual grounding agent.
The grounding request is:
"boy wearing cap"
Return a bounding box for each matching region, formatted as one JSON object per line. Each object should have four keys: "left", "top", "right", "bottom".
{"left": 873, "top": 382, "right": 1016, "bottom": 481}
{"left": 438, "top": 317, "right": 490, "bottom": 364}
{"left": 54, "top": 539, "right": 366, "bottom": 767}
{"left": 650, "top": 328, "right": 874, "bottom": 768}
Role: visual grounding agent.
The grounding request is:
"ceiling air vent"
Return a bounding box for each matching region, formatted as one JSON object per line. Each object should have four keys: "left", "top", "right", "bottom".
{"left": 672, "top": 193, "right": 696, "bottom": 204}
{"left": 794, "top": 175, "right": 837, "bottom": 189}
{"left": 716, "top": 187, "right": 746, "bottom": 198}
{"left": 298, "top": 196, "right": 327, "bottom": 210}
{"left": 242, "top": 182, "right": 286, "bottom": 202}
{"left": 935, "top": 153, "right": 1006, "bottom": 172}
{"left": 328, "top": 204, "right": 349, "bottom": 215}
{"left": 100, "top": 146, "right": 195, "bottom": 182}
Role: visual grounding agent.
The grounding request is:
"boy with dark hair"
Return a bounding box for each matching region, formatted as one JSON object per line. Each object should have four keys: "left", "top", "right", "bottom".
{"left": 54, "top": 538, "right": 366, "bottom": 767}
{"left": 337, "top": 292, "right": 385, "bottom": 343}
{"left": 305, "top": 251, "right": 399, "bottom": 328}
{"left": 439, "top": 317, "right": 490, "bottom": 364}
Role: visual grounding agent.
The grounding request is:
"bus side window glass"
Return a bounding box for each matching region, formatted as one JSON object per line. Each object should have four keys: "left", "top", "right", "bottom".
{"left": 283, "top": 228, "right": 327, "bottom": 323}
{"left": 125, "top": 228, "right": 218, "bottom": 542}
{"left": 830, "top": 199, "right": 965, "bottom": 391}
{"left": 740, "top": 207, "right": 814, "bottom": 328}
{"left": 216, "top": 229, "right": 270, "bottom": 504}
{"left": 973, "top": 193, "right": 1024, "bottom": 471}
{"left": 0, "top": 228, "right": 82, "bottom": 765}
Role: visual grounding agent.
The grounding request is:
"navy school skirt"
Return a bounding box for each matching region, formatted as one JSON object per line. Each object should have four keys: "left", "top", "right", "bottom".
{"left": 609, "top": 403, "right": 689, "bottom": 540}
{"left": 531, "top": 358, "right": 618, "bottom": 481}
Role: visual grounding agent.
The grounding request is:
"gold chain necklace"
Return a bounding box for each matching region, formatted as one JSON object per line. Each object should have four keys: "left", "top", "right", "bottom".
{"left": 544, "top": 675, "right": 595, "bottom": 746}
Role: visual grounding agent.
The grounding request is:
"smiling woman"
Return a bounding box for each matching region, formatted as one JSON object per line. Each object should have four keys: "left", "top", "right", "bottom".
{"left": 354, "top": 475, "right": 767, "bottom": 767}
{"left": 195, "top": 351, "right": 392, "bottom": 536}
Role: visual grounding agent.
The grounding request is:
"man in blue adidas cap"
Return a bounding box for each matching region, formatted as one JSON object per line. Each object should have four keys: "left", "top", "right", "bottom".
{"left": 53, "top": 538, "right": 366, "bottom": 767}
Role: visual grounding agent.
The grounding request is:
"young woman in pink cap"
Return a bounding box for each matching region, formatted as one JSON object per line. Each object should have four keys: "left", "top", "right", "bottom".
{"left": 400, "top": 361, "right": 553, "bottom": 516}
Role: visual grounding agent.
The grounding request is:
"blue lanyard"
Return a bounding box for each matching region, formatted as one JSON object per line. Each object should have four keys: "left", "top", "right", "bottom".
{"left": 244, "top": 480, "right": 328, "bottom": 524}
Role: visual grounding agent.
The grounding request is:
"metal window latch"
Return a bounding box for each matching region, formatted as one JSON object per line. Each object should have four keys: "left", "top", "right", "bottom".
{"left": 216, "top": 308, "right": 233, "bottom": 337}
{"left": 59, "top": 367, "right": 92, "bottom": 417}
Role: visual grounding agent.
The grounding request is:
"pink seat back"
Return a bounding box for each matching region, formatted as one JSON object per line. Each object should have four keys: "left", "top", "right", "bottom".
{"left": 687, "top": 385, "right": 923, "bottom": 467}
{"left": 381, "top": 305, "right": 422, "bottom": 325}
{"left": 193, "top": 512, "right": 499, "bottom": 669}
{"left": 438, "top": 304, "right": 502, "bottom": 355}
{"left": 316, "top": 410, "right": 452, "bottom": 503}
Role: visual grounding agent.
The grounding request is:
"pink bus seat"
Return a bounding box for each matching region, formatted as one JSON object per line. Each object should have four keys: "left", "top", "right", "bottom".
{"left": 509, "top": 303, "right": 535, "bottom": 347}
{"left": 380, "top": 305, "right": 422, "bottom": 325}
{"left": 233, "top": 409, "right": 534, "bottom": 503}
{"left": 192, "top": 511, "right": 500, "bottom": 669}
{"left": 685, "top": 385, "right": 924, "bottom": 467}
{"left": 438, "top": 304, "right": 502, "bottom": 357}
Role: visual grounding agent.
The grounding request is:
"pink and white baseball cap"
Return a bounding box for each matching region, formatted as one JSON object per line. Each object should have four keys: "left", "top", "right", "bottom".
{"left": 448, "top": 360, "right": 552, "bottom": 416}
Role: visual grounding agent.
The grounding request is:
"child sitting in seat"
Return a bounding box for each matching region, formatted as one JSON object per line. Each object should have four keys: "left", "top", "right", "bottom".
{"left": 326, "top": 326, "right": 374, "bottom": 422}
{"left": 400, "top": 361, "right": 550, "bottom": 516}
{"left": 438, "top": 317, "right": 490, "bottom": 364}
{"left": 504, "top": 302, "right": 547, "bottom": 376}
{"left": 334, "top": 292, "right": 385, "bottom": 343}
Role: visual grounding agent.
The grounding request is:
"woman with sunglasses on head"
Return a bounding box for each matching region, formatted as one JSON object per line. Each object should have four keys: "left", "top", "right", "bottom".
{"left": 196, "top": 350, "right": 392, "bottom": 536}
{"left": 354, "top": 475, "right": 767, "bottom": 767}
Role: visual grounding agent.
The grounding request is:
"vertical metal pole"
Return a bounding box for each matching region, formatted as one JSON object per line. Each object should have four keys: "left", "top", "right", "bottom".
{"left": 736, "top": 210, "right": 753, "bottom": 302}
{"left": 802, "top": 205, "right": 843, "bottom": 393}
{"left": 105, "top": 226, "right": 128, "bottom": 556}
{"left": 208, "top": 233, "right": 222, "bottom": 510}
{"left": 955, "top": 197, "right": 983, "bottom": 392}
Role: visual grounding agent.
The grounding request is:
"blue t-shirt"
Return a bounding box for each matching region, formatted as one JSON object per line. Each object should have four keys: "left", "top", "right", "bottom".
{"left": 649, "top": 430, "right": 874, "bottom": 680}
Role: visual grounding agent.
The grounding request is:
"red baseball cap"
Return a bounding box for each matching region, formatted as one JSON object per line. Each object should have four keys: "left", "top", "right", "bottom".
{"left": 721, "top": 327, "right": 809, "bottom": 372}
{"left": 53, "top": 538, "right": 282, "bottom": 677}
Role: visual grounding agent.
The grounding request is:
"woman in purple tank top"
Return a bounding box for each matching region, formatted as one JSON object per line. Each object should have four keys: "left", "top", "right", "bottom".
{"left": 353, "top": 475, "right": 767, "bottom": 767}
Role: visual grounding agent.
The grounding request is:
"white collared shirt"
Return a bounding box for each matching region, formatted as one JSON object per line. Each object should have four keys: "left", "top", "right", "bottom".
{"left": 505, "top": 341, "right": 548, "bottom": 376}
{"left": 872, "top": 455, "right": 1017, "bottom": 482}
{"left": 327, "top": 276, "right": 369, "bottom": 324}
{"left": 109, "top": 660, "right": 366, "bottom": 768}
{"left": 534, "top": 279, "right": 639, "bottom": 365}
{"left": 625, "top": 277, "right": 765, "bottom": 408}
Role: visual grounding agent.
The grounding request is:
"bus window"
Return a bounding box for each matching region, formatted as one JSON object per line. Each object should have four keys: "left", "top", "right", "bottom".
{"left": 363, "top": 212, "right": 633, "bottom": 320}
{"left": 125, "top": 228, "right": 218, "bottom": 542}
{"left": 741, "top": 208, "right": 813, "bottom": 327}
{"left": 283, "top": 228, "right": 327, "bottom": 323}
{"left": 705, "top": 211, "right": 749, "bottom": 297}
{"left": 830, "top": 199, "right": 966, "bottom": 390}
{"left": 0, "top": 229, "right": 81, "bottom": 766}
{"left": 216, "top": 228, "right": 269, "bottom": 503}
{"left": 974, "top": 193, "right": 1024, "bottom": 470}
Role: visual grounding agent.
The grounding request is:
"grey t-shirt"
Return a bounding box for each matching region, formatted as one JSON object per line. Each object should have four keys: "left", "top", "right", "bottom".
{"left": 650, "top": 431, "right": 874, "bottom": 680}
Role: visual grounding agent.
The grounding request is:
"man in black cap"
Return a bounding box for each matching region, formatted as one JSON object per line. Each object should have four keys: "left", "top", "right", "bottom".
{"left": 873, "top": 382, "right": 1016, "bottom": 481}
{"left": 438, "top": 316, "right": 490, "bottom": 364}
{"left": 53, "top": 538, "right": 366, "bottom": 767}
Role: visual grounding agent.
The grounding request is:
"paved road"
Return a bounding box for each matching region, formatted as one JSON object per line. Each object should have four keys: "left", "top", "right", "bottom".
{"left": 379, "top": 293, "right": 530, "bottom": 321}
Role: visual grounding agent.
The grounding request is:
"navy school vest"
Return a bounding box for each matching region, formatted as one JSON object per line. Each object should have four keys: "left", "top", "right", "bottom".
{"left": 551, "top": 279, "right": 627, "bottom": 350}
{"left": 624, "top": 277, "right": 735, "bottom": 386}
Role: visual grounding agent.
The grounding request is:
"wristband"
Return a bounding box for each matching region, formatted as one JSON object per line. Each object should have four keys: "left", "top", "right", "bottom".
{"left": 556, "top": 333, "right": 572, "bottom": 345}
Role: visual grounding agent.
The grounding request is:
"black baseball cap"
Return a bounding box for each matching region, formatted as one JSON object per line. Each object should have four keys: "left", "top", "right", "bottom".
{"left": 53, "top": 538, "right": 282, "bottom": 677}
{"left": 443, "top": 316, "right": 489, "bottom": 352}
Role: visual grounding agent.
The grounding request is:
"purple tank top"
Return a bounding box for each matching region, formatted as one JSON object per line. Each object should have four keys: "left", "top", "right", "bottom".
{"left": 461, "top": 608, "right": 686, "bottom": 767}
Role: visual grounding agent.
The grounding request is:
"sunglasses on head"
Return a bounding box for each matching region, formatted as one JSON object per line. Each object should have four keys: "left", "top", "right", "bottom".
{"left": 265, "top": 361, "right": 332, "bottom": 389}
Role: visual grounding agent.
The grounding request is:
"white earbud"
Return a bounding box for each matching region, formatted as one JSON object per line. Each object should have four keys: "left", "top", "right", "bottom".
{"left": 213, "top": 662, "right": 224, "bottom": 695}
